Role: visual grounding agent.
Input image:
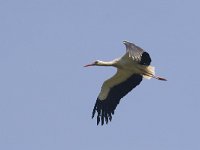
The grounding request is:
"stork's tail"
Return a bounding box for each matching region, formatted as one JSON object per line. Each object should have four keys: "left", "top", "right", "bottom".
{"left": 143, "top": 66, "right": 155, "bottom": 79}
{"left": 143, "top": 66, "right": 167, "bottom": 81}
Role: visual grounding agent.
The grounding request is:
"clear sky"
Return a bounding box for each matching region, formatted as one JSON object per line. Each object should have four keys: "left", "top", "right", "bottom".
{"left": 0, "top": 0, "right": 200, "bottom": 150}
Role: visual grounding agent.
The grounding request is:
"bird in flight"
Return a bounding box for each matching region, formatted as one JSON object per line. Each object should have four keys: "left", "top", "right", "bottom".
{"left": 84, "top": 41, "right": 166, "bottom": 125}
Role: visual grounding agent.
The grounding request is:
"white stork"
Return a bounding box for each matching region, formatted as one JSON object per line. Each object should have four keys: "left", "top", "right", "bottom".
{"left": 84, "top": 41, "right": 166, "bottom": 125}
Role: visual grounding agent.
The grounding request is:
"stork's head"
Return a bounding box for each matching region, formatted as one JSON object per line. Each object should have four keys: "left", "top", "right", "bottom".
{"left": 84, "top": 60, "right": 101, "bottom": 67}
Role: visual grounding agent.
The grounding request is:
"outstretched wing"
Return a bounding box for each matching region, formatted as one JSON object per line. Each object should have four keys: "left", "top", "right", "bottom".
{"left": 123, "top": 41, "right": 151, "bottom": 66}
{"left": 92, "top": 69, "right": 143, "bottom": 125}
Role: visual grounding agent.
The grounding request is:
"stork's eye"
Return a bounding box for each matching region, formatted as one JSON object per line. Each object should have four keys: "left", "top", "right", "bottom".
{"left": 94, "top": 60, "right": 99, "bottom": 64}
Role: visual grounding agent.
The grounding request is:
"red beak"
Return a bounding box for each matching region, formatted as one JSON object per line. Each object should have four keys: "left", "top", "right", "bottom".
{"left": 83, "top": 62, "right": 95, "bottom": 67}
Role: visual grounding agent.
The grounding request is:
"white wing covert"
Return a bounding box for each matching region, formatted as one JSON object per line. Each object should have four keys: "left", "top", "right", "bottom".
{"left": 123, "top": 41, "right": 151, "bottom": 65}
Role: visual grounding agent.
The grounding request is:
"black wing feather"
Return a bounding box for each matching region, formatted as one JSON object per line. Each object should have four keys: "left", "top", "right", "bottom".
{"left": 124, "top": 41, "right": 152, "bottom": 65}
{"left": 92, "top": 74, "right": 143, "bottom": 125}
{"left": 140, "top": 52, "right": 151, "bottom": 66}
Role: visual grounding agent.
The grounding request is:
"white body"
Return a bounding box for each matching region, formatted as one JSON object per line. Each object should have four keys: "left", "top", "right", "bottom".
{"left": 98, "top": 53, "right": 155, "bottom": 100}
{"left": 87, "top": 41, "right": 166, "bottom": 125}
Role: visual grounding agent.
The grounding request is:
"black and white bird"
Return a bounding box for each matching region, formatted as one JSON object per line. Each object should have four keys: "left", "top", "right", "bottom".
{"left": 84, "top": 41, "right": 166, "bottom": 125}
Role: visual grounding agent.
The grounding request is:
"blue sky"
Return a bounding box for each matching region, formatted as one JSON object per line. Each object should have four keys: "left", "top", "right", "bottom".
{"left": 0, "top": 0, "right": 200, "bottom": 149}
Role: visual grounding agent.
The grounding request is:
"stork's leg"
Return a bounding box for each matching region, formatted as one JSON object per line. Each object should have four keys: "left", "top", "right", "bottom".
{"left": 153, "top": 75, "right": 167, "bottom": 81}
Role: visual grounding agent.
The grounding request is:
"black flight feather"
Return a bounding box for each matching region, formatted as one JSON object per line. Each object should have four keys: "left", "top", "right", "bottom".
{"left": 92, "top": 74, "right": 143, "bottom": 125}
{"left": 140, "top": 52, "right": 151, "bottom": 66}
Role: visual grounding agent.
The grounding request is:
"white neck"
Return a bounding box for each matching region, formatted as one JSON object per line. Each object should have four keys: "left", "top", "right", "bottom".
{"left": 97, "top": 60, "right": 117, "bottom": 67}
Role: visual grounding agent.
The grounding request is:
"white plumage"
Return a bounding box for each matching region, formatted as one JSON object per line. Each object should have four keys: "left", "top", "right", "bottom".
{"left": 84, "top": 41, "right": 166, "bottom": 125}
